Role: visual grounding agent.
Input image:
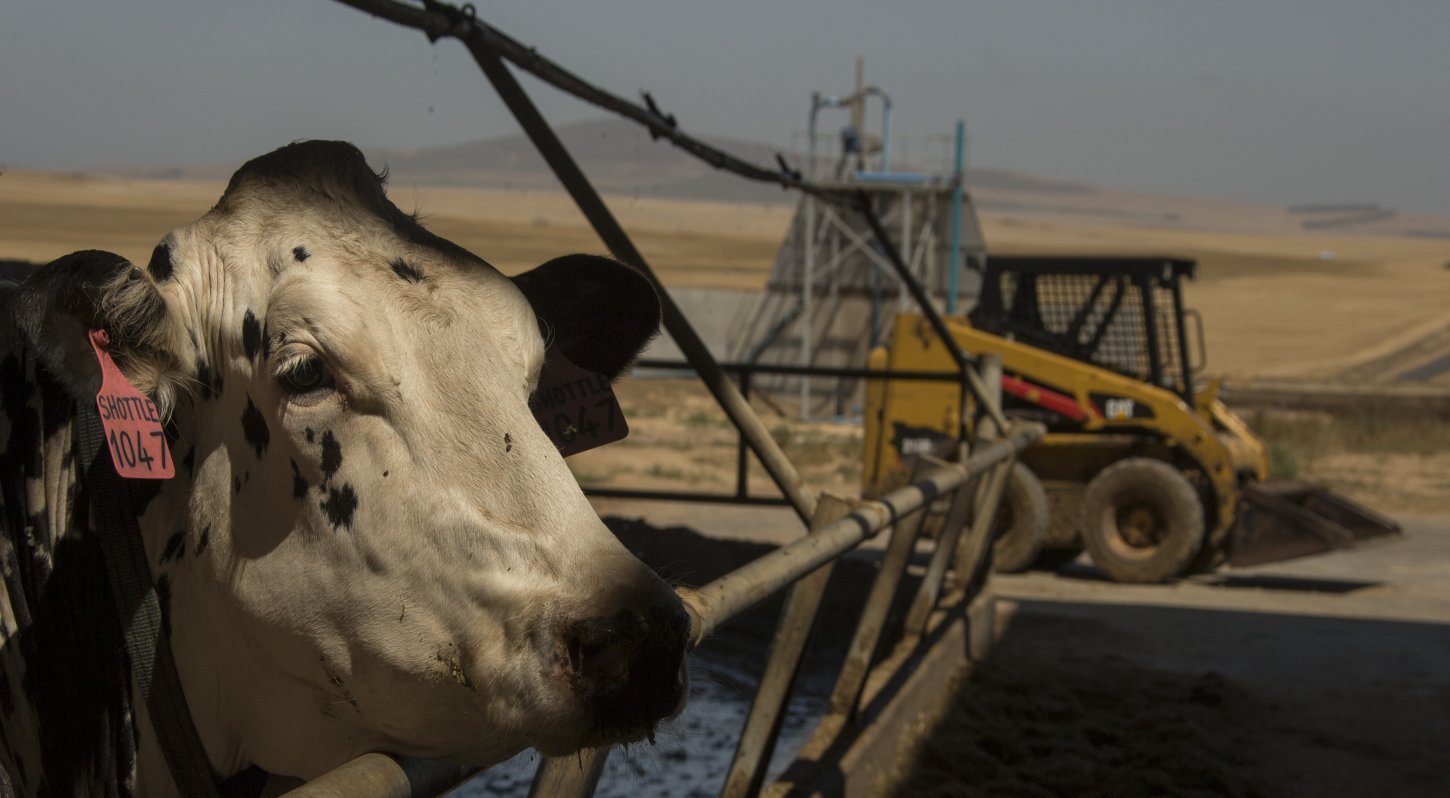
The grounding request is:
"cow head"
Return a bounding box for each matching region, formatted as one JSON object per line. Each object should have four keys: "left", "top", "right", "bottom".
{"left": 16, "top": 141, "right": 688, "bottom": 783}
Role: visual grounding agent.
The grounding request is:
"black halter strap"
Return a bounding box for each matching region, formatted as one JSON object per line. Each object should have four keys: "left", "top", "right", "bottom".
{"left": 74, "top": 398, "right": 253, "bottom": 798}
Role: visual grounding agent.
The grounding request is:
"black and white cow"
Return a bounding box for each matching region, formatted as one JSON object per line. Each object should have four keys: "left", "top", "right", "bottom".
{"left": 0, "top": 141, "right": 688, "bottom": 796}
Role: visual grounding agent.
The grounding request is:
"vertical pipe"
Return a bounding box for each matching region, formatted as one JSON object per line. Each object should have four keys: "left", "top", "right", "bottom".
{"left": 802, "top": 196, "right": 815, "bottom": 419}
{"left": 902, "top": 468, "right": 978, "bottom": 638}
{"left": 1139, "top": 271, "right": 1164, "bottom": 390}
{"left": 720, "top": 495, "right": 853, "bottom": 798}
{"left": 947, "top": 120, "right": 965, "bottom": 315}
{"left": 828, "top": 460, "right": 933, "bottom": 720}
{"left": 899, "top": 189, "right": 912, "bottom": 312}
{"left": 736, "top": 370, "right": 751, "bottom": 498}
{"left": 878, "top": 95, "right": 893, "bottom": 173}
{"left": 1171, "top": 271, "right": 1195, "bottom": 404}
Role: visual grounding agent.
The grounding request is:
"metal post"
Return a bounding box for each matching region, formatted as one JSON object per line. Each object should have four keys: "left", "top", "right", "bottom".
{"left": 736, "top": 369, "right": 751, "bottom": 499}
{"left": 974, "top": 354, "right": 1004, "bottom": 445}
{"left": 529, "top": 747, "right": 609, "bottom": 798}
{"left": 901, "top": 467, "right": 978, "bottom": 639}
{"left": 828, "top": 460, "right": 933, "bottom": 720}
{"left": 721, "top": 495, "right": 854, "bottom": 798}
{"left": 1139, "top": 271, "right": 1165, "bottom": 391}
{"left": 899, "top": 189, "right": 912, "bottom": 313}
{"left": 802, "top": 193, "right": 815, "bottom": 419}
{"left": 855, "top": 199, "right": 1007, "bottom": 432}
{"left": 458, "top": 32, "right": 819, "bottom": 525}
{"left": 947, "top": 120, "right": 965, "bottom": 315}
{"left": 954, "top": 452, "right": 1015, "bottom": 592}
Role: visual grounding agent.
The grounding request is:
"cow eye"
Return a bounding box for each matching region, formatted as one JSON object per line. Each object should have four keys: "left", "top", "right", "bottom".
{"left": 277, "top": 356, "right": 334, "bottom": 398}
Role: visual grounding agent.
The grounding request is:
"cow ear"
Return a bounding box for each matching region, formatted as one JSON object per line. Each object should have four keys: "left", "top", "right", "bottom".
{"left": 512, "top": 254, "right": 661, "bottom": 380}
{"left": 14, "top": 250, "right": 178, "bottom": 404}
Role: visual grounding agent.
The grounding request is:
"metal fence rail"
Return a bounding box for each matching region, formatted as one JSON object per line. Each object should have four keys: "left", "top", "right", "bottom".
{"left": 286, "top": 418, "right": 1043, "bottom": 797}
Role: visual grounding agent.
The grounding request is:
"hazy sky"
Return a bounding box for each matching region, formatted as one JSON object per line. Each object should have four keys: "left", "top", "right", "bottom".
{"left": 3, "top": 1, "right": 1447, "bottom": 212}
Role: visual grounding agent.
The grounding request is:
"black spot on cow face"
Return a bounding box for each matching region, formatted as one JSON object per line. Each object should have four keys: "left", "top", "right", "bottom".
{"left": 156, "top": 574, "right": 173, "bottom": 638}
{"left": 320, "top": 484, "right": 358, "bottom": 530}
{"left": 261, "top": 321, "right": 272, "bottom": 362}
{"left": 305, "top": 427, "right": 315, "bottom": 444}
{"left": 241, "top": 396, "right": 270, "bottom": 459}
{"left": 292, "top": 246, "right": 310, "bottom": 263}
{"left": 242, "top": 310, "right": 262, "bottom": 361}
{"left": 195, "top": 358, "right": 215, "bottom": 400}
{"left": 504, "top": 432, "right": 513, "bottom": 452}
{"left": 160, "top": 530, "right": 185, "bottom": 564}
{"left": 390, "top": 258, "right": 425, "bottom": 283}
{"left": 319, "top": 430, "right": 342, "bottom": 483}
{"left": 194, "top": 525, "right": 211, "bottom": 556}
{"left": 146, "top": 241, "right": 174, "bottom": 281}
{"left": 291, "top": 459, "right": 308, "bottom": 499}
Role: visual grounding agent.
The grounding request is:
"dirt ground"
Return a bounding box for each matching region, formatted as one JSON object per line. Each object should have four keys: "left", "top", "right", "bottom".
{"left": 888, "top": 517, "right": 1450, "bottom": 798}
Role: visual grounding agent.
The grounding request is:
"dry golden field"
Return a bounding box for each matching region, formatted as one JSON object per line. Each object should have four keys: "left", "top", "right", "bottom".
{"left": 4, "top": 168, "right": 1448, "bottom": 512}
{"left": 6, "top": 168, "right": 1449, "bottom": 380}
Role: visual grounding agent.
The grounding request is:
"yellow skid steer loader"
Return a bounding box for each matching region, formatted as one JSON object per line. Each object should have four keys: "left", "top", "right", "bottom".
{"left": 864, "top": 256, "right": 1399, "bottom": 583}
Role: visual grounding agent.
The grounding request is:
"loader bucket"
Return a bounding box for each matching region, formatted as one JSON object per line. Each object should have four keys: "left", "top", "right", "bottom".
{"left": 1228, "top": 480, "right": 1401, "bottom": 568}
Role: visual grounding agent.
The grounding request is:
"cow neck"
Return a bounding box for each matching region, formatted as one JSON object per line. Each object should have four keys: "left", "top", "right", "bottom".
{"left": 73, "top": 396, "right": 266, "bottom": 798}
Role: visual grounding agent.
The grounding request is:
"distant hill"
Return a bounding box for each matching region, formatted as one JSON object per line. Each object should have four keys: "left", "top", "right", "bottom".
{"left": 125, "top": 117, "right": 1092, "bottom": 205}
{"left": 117, "top": 118, "right": 1450, "bottom": 237}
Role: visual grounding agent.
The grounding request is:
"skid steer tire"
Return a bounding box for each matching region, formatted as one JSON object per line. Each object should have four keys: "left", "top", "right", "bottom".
{"left": 991, "top": 462, "right": 1050, "bottom": 574}
{"left": 1081, "top": 458, "right": 1204, "bottom": 583}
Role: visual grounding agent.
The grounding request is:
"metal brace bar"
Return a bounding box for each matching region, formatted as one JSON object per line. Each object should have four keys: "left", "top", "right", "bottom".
{"left": 901, "top": 467, "right": 979, "bottom": 639}
{"left": 827, "top": 460, "right": 934, "bottom": 720}
{"left": 953, "top": 454, "right": 1016, "bottom": 592}
{"left": 456, "top": 26, "right": 819, "bottom": 525}
{"left": 720, "top": 495, "right": 854, "bottom": 798}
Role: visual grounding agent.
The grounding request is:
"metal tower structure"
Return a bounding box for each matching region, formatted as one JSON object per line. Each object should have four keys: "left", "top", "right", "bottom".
{"left": 729, "top": 66, "right": 989, "bottom": 417}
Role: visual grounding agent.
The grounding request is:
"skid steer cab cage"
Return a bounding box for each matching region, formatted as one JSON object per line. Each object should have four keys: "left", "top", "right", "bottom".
{"left": 969, "top": 256, "right": 1201, "bottom": 405}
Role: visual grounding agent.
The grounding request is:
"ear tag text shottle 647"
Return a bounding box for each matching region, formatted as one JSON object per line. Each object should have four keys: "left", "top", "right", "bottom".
{"left": 530, "top": 346, "right": 628, "bottom": 457}
{"left": 88, "top": 328, "right": 175, "bottom": 479}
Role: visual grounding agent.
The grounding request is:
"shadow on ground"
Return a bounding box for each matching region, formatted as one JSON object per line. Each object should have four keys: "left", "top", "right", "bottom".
{"left": 893, "top": 601, "right": 1450, "bottom": 798}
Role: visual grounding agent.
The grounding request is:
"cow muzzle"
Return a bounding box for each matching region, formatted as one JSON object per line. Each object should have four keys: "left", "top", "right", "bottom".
{"left": 557, "top": 587, "right": 690, "bottom": 744}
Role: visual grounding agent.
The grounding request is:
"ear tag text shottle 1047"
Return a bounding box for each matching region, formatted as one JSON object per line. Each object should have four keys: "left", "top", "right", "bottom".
{"left": 530, "top": 346, "right": 629, "bottom": 457}
{"left": 88, "top": 328, "right": 175, "bottom": 479}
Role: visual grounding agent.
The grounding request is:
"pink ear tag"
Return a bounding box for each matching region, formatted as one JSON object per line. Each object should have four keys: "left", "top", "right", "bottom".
{"left": 530, "top": 346, "right": 629, "bottom": 457}
{"left": 88, "top": 329, "right": 174, "bottom": 479}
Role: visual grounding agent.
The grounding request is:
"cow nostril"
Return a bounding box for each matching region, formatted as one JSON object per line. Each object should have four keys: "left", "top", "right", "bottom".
{"left": 559, "top": 594, "right": 690, "bottom": 741}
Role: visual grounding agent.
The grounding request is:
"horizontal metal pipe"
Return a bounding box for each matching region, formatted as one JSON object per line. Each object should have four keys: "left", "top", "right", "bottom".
{"left": 584, "top": 487, "right": 791, "bottom": 506}
{"left": 633, "top": 358, "right": 972, "bottom": 382}
{"left": 679, "top": 424, "right": 1043, "bottom": 645}
{"left": 290, "top": 426, "right": 1042, "bottom": 796}
{"left": 281, "top": 753, "right": 465, "bottom": 798}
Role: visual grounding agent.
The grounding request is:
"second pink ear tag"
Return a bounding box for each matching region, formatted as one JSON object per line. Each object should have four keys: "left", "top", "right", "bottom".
{"left": 530, "top": 347, "right": 629, "bottom": 457}
{"left": 89, "top": 329, "right": 175, "bottom": 479}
